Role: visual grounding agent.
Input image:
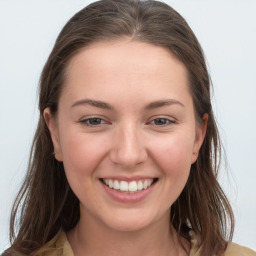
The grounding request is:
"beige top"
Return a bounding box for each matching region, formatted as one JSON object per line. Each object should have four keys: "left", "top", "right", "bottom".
{"left": 36, "top": 232, "right": 256, "bottom": 256}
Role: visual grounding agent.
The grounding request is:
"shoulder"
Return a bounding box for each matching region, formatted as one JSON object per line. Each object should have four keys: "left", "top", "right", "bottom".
{"left": 33, "top": 232, "right": 74, "bottom": 256}
{"left": 189, "top": 233, "right": 256, "bottom": 256}
{"left": 224, "top": 242, "right": 256, "bottom": 256}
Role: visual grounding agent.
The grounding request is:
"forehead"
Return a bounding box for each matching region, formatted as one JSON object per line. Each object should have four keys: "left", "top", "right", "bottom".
{"left": 66, "top": 39, "right": 187, "bottom": 80}
{"left": 61, "top": 39, "right": 191, "bottom": 105}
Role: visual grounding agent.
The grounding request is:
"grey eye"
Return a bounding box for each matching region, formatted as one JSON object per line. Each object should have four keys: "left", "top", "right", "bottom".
{"left": 80, "top": 117, "right": 105, "bottom": 126}
{"left": 152, "top": 118, "right": 169, "bottom": 125}
{"left": 87, "top": 118, "right": 103, "bottom": 125}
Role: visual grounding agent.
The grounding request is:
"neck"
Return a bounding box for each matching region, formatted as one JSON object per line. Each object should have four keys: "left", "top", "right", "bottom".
{"left": 67, "top": 209, "right": 189, "bottom": 256}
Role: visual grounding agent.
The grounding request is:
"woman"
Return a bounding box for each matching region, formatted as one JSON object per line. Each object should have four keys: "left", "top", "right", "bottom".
{"left": 2, "top": 0, "right": 256, "bottom": 255}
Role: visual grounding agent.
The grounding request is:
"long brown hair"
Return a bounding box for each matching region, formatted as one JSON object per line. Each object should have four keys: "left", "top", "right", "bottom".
{"left": 3, "top": 0, "right": 234, "bottom": 255}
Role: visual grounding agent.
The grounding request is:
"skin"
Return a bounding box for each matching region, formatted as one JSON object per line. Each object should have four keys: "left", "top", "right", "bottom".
{"left": 44, "top": 39, "right": 207, "bottom": 256}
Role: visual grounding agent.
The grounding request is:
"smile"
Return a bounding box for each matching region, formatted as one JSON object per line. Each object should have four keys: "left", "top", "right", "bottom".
{"left": 101, "top": 178, "right": 157, "bottom": 193}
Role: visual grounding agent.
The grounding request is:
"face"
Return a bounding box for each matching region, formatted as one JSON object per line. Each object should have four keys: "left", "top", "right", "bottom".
{"left": 44, "top": 40, "right": 207, "bottom": 232}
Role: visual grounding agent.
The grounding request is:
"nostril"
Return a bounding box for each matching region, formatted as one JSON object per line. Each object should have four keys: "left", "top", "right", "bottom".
{"left": 109, "top": 146, "right": 148, "bottom": 168}
{"left": 109, "top": 129, "right": 148, "bottom": 168}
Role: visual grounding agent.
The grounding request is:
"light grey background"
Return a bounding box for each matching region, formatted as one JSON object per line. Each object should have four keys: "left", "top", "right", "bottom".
{"left": 0, "top": 0, "right": 255, "bottom": 252}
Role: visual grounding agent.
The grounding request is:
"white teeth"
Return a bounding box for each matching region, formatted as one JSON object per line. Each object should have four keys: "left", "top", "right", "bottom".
{"left": 120, "top": 181, "right": 129, "bottom": 191}
{"left": 128, "top": 181, "right": 137, "bottom": 192}
{"left": 109, "top": 180, "right": 114, "bottom": 188}
{"left": 137, "top": 181, "right": 143, "bottom": 191}
{"left": 143, "top": 180, "right": 148, "bottom": 189}
{"left": 113, "top": 180, "right": 120, "bottom": 190}
{"left": 103, "top": 178, "right": 155, "bottom": 193}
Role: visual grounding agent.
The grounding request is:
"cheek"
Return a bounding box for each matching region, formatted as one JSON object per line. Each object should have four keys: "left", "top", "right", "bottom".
{"left": 146, "top": 134, "right": 195, "bottom": 211}
{"left": 150, "top": 134, "right": 194, "bottom": 182}
{"left": 59, "top": 131, "right": 108, "bottom": 184}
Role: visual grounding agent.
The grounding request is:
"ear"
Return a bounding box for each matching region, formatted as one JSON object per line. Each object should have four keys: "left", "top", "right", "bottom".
{"left": 191, "top": 113, "right": 208, "bottom": 164}
{"left": 43, "top": 108, "right": 63, "bottom": 162}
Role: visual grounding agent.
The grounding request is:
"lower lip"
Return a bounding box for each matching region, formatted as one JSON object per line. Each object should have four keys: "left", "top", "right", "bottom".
{"left": 101, "top": 181, "right": 156, "bottom": 203}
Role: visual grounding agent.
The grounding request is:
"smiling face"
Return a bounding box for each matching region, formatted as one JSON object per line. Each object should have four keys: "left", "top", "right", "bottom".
{"left": 44, "top": 40, "right": 207, "bottom": 232}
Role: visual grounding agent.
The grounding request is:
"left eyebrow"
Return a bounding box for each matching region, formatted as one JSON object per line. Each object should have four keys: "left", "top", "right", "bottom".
{"left": 144, "top": 99, "right": 184, "bottom": 110}
{"left": 71, "top": 99, "right": 114, "bottom": 110}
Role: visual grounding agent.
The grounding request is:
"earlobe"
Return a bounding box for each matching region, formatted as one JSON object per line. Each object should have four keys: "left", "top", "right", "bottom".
{"left": 43, "top": 108, "right": 63, "bottom": 162}
{"left": 191, "top": 113, "right": 208, "bottom": 164}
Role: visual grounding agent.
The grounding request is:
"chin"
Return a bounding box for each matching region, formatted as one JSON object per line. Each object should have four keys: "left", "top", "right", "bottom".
{"left": 101, "top": 209, "right": 158, "bottom": 232}
{"left": 108, "top": 219, "right": 149, "bottom": 232}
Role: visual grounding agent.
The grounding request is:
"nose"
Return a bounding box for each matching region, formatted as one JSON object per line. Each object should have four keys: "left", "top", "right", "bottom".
{"left": 109, "top": 124, "right": 148, "bottom": 169}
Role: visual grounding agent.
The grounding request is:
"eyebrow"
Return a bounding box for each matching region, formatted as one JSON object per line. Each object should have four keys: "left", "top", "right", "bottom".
{"left": 71, "top": 98, "right": 184, "bottom": 110}
{"left": 71, "top": 99, "right": 113, "bottom": 110}
{"left": 144, "top": 99, "right": 184, "bottom": 110}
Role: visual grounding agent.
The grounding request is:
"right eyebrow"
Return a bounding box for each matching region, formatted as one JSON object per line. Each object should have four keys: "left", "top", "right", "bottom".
{"left": 144, "top": 99, "right": 184, "bottom": 110}
{"left": 71, "top": 99, "right": 114, "bottom": 110}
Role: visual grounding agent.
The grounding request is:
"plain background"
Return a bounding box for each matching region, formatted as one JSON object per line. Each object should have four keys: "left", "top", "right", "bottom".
{"left": 0, "top": 0, "right": 255, "bottom": 252}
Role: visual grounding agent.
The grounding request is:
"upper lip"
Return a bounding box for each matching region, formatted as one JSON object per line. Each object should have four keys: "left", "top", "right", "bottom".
{"left": 100, "top": 176, "right": 157, "bottom": 182}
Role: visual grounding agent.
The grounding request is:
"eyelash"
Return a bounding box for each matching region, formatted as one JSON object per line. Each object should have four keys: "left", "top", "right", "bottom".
{"left": 147, "top": 117, "right": 175, "bottom": 127}
{"left": 79, "top": 117, "right": 109, "bottom": 127}
{"left": 79, "top": 117, "right": 175, "bottom": 128}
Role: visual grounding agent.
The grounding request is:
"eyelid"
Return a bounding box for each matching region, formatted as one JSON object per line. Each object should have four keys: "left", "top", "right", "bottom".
{"left": 78, "top": 115, "right": 176, "bottom": 127}
{"left": 79, "top": 116, "right": 111, "bottom": 127}
{"left": 147, "top": 116, "right": 176, "bottom": 126}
